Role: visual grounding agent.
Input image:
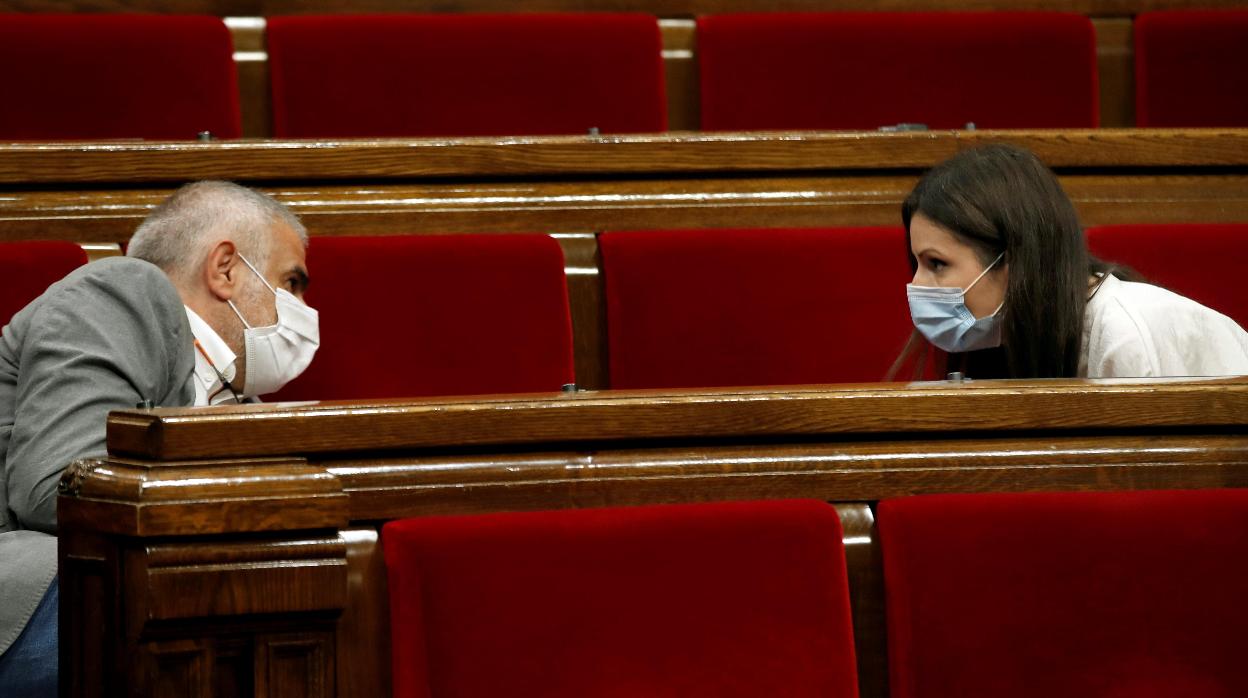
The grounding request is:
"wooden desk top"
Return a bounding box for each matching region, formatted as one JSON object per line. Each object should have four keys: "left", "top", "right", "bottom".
{"left": 107, "top": 376, "right": 1248, "bottom": 460}
{"left": 2, "top": 129, "right": 1245, "bottom": 184}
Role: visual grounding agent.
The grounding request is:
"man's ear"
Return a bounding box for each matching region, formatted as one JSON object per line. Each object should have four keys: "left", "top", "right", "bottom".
{"left": 204, "top": 240, "right": 239, "bottom": 302}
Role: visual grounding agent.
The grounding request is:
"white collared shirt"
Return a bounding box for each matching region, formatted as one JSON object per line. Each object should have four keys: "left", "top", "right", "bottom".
{"left": 1080, "top": 275, "right": 1248, "bottom": 377}
{"left": 184, "top": 307, "right": 244, "bottom": 406}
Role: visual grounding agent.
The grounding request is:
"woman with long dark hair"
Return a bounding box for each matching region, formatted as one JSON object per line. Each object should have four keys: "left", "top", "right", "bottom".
{"left": 890, "top": 144, "right": 1248, "bottom": 379}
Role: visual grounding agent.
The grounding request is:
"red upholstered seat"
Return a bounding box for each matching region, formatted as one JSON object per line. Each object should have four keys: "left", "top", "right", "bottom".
{"left": 267, "top": 14, "right": 666, "bottom": 137}
{"left": 1086, "top": 223, "right": 1248, "bottom": 329}
{"left": 601, "top": 227, "right": 913, "bottom": 389}
{"left": 1135, "top": 11, "right": 1248, "bottom": 127}
{"left": 0, "top": 242, "right": 88, "bottom": 328}
{"left": 270, "top": 235, "right": 574, "bottom": 401}
{"left": 0, "top": 15, "right": 239, "bottom": 140}
{"left": 383, "top": 499, "right": 859, "bottom": 698}
{"left": 879, "top": 489, "right": 1248, "bottom": 698}
{"left": 698, "top": 12, "right": 1099, "bottom": 131}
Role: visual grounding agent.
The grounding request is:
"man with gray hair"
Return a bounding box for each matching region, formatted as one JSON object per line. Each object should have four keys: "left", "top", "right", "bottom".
{"left": 0, "top": 181, "right": 318, "bottom": 696}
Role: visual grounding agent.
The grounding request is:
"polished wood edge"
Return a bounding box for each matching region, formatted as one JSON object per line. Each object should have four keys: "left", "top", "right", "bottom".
{"left": 129, "top": 535, "right": 349, "bottom": 621}
{"left": 326, "top": 434, "right": 1248, "bottom": 520}
{"left": 57, "top": 456, "right": 349, "bottom": 536}
{"left": 1, "top": 130, "right": 1244, "bottom": 183}
{"left": 106, "top": 378, "right": 1248, "bottom": 460}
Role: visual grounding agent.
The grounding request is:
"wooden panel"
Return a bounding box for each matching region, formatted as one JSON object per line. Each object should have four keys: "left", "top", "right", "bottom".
{"left": 59, "top": 532, "right": 122, "bottom": 698}
{"left": 105, "top": 377, "right": 1248, "bottom": 461}
{"left": 662, "top": 19, "right": 699, "bottom": 131}
{"left": 57, "top": 457, "right": 348, "bottom": 536}
{"left": 336, "top": 528, "right": 391, "bottom": 698}
{"left": 0, "top": 131, "right": 965, "bottom": 183}
{"left": 836, "top": 503, "right": 887, "bottom": 698}
{"left": 133, "top": 536, "right": 348, "bottom": 620}
{"left": 555, "top": 233, "right": 609, "bottom": 390}
{"left": 255, "top": 632, "right": 335, "bottom": 698}
{"left": 321, "top": 433, "right": 1248, "bottom": 520}
{"left": 2, "top": 130, "right": 1246, "bottom": 185}
{"left": 1094, "top": 18, "right": 1135, "bottom": 128}
{"left": 1, "top": 174, "right": 1243, "bottom": 245}
{"left": 147, "top": 639, "right": 211, "bottom": 698}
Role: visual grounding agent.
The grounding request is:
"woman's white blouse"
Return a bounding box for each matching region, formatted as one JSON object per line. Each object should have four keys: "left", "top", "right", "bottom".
{"left": 1080, "top": 274, "right": 1248, "bottom": 378}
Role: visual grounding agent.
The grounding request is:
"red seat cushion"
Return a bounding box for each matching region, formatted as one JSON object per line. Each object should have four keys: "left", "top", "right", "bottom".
{"left": 1085, "top": 223, "right": 1248, "bottom": 329}
{"left": 1135, "top": 10, "right": 1248, "bottom": 127}
{"left": 271, "top": 235, "right": 574, "bottom": 401}
{"left": 879, "top": 489, "right": 1248, "bottom": 698}
{"left": 0, "top": 15, "right": 240, "bottom": 140}
{"left": 267, "top": 13, "right": 666, "bottom": 137}
{"left": 698, "top": 12, "right": 1098, "bottom": 131}
{"left": 601, "top": 227, "right": 913, "bottom": 389}
{"left": 383, "top": 499, "right": 859, "bottom": 698}
{"left": 0, "top": 242, "right": 89, "bottom": 328}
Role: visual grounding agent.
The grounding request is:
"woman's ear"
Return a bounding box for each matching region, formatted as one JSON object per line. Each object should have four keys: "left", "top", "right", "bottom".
{"left": 203, "top": 240, "right": 239, "bottom": 302}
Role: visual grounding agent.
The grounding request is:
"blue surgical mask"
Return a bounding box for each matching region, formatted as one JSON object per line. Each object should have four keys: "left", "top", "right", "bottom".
{"left": 906, "top": 252, "right": 1005, "bottom": 353}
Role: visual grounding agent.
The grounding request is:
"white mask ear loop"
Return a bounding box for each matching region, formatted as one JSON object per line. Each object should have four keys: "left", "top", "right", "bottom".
{"left": 226, "top": 252, "right": 271, "bottom": 330}
{"left": 964, "top": 252, "right": 1006, "bottom": 292}
{"left": 967, "top": 252, "right": 1007, "bottom": 318}
{"left": 236, "top": 252, "right": 277, "bottom": 294}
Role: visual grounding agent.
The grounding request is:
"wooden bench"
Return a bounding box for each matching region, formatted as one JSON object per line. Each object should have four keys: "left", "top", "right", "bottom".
{"left": 57, "top": 376, "right": 1248, "bottom": 697}
{"left": 2, "top": 129, "right": 1246, "bottom": 388}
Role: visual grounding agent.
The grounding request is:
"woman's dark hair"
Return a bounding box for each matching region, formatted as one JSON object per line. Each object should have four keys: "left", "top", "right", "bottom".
{"left": 890, "top": 144, "right": 1125, "bottom": 380}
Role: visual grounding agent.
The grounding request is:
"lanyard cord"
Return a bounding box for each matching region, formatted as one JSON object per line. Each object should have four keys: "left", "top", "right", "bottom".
{"left": 193, "top": 339, "right": 243, "bottom": 404}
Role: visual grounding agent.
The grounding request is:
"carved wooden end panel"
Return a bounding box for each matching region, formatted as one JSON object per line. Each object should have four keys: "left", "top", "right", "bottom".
{"left": 59, "top": 455, "right": 350, "bottom": 698}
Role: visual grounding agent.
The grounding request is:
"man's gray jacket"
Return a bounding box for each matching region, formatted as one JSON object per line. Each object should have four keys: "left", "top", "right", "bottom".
{"left": 0, "top": 257, "right": 195, "bottom": 655}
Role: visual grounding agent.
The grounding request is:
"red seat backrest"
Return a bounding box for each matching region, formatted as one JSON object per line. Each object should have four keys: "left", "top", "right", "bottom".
{"left": 879, "top": 489, "right": 1248, "bottom": 698}
{"left": 698, "top": 12, "right": 1098, "bottom": 131}
{"left": 601, "top": 227, "right": 913, "bottom": 389}
{"left": 1135, "top": 10, "right": 1248, "bottom": 127}
{"left": 0, "top": 242, "right": 89, "bottom": 328}
{"left": 0, "top": 15, "right": 240, "bottom": 140}
{"left": 270, "top": 235, "right": 574, "bottom": 401}
{"left": 267, "top": 13, "right": 667, "bottom": 138}
{"left": 1085, "top": 223, "right": 1248, "bottom": 329}
{"left": 383, "top": 499, "right": 859, "bottom": 698}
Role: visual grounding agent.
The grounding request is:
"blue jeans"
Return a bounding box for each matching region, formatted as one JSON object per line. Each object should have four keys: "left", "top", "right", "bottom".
{"left": 0, "top": 576, "right": 58, "bottom": 698}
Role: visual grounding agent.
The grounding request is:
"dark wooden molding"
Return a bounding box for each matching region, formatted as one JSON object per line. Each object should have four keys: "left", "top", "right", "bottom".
{"left": 0, "top": 130, "right": 1244, "bottom": 185}
{"left": 57, "top": 455, "right": 348, "bottom": 536}
{"left": 105, "top": 377, "right": 1248, "bottom": 461}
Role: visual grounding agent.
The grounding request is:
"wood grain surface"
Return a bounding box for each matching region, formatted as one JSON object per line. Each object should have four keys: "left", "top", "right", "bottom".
{"left": 1, "top": 130, "right": 1243, "bottom": 184}
{"left": 105, "top": 377, "right": 1248, "bottom": 460}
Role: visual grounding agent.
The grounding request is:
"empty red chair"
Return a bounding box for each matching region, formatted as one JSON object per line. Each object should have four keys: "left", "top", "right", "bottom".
{"left": 879, "top": 489, "right": 1248, "bottom": 698}
{"left": 271, "top": 235, "right": 574, "bottom": 401}
{"left": 1086, "top": 223, "right": 1248, "bottom": 329}
{"left": 698, "top": 12, "right": 1098, "bottom": 131}
{"left": 1135, "top": 11, "right": 1248, "bottom": 127}
{"left": 383, "top": 499, "right": 859, "bottom": 698}
{"left": 267, "top": 14, "right": 666, "bottom": 138}
{"left": 601, "top": 227, "right": 913, "bottom": 389}
{"left": 0, "top": 15, "right": 240, "bottom": 140}
{"left": 0, "top": 242, "right": 88, "bottom": 328}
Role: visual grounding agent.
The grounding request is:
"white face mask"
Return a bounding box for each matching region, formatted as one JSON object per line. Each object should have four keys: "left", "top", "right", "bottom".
{"left": 227, "top": 253, "right": 319, "bottom": 397}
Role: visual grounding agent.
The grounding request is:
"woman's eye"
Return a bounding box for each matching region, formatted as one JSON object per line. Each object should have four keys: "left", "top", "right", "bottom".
{"left": 928, "top": 258, "right": 947, "bottom": 271}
